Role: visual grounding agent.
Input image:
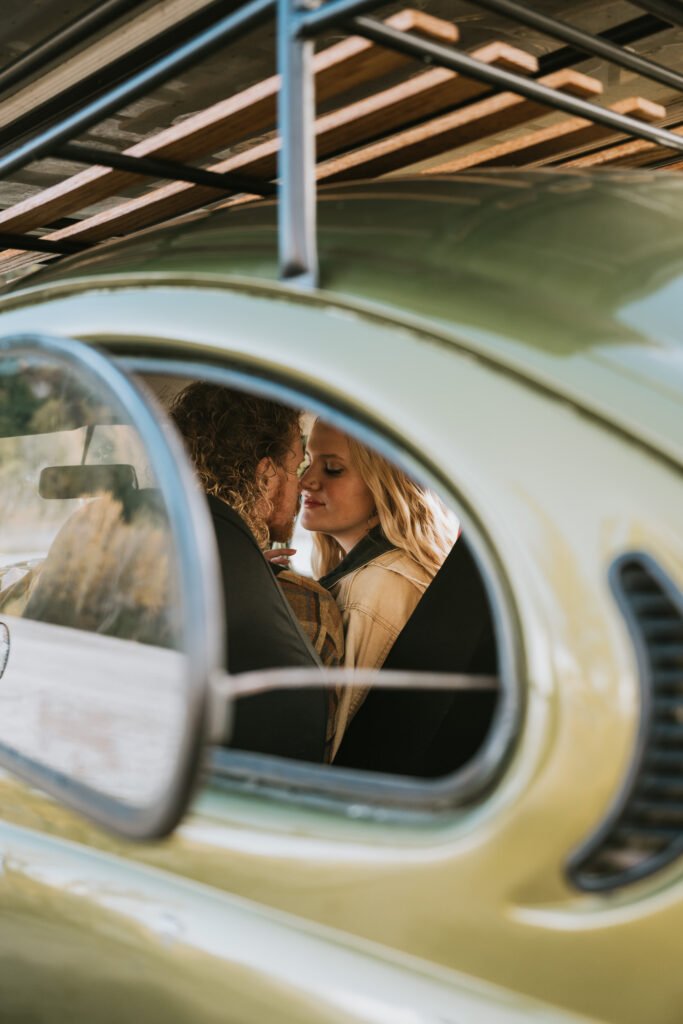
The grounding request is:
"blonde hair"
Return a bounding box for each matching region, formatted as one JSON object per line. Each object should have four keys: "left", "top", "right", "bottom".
{"left": 311, "top": 431, "right": 458, "bottom": 579}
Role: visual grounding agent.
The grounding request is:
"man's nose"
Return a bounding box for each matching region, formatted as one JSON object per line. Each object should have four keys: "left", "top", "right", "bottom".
{"left": 299, "top": 467, "right": 319, "bottom": 491}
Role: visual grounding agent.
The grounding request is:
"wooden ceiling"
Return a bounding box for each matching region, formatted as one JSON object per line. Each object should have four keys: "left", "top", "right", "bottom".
{"left": 0, "top": 0, "right": 681, "bottom": 283}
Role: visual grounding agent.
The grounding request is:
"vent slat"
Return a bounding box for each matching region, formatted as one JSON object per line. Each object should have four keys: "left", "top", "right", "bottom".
{"left": 629, "top": 594, "right": 674, "bottom": 615}
{"left": 630, "top": 800, "right": 683, "bottom": 821}
{"left": 653, "top": 670, "right": 683, "bottom": 690}
{"left": 650, "top": 644, "right": 683, "bottom": 665}
{"left": 642, "top": 620, "right": 683, "bottom": 641}
{"left": 653, "top": 697, "right": 683, "bottom": 710}
{"left": 571, "top": 555, "right": 683, "bottom": 891}
{"left": 651, "top": 724, "right": 683, "bottom": 743}
{"left": 644, "top": 749, "right": 683, "bottom": 768}
{"left": 616, "top": 824, "right": 681, "bottom": 840}
{"left": 638, "top": 777, "right": 683, "bottom": 800}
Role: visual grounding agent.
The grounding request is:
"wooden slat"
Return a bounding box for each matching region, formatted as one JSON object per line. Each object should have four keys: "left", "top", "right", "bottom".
{"left": 0, "top": 0, "right": 217, "bottom": 132}
{"left": 563, "top": 125, "right": 683, "bottom": 169}
{"left": 317, "top": 69, "right": 602, "bottom": 183}
{"left": 425, "top": 97, "right": 666, "bottom": 173}
{"left": 29, "top": 42, "right": 539, "bottom": 246}
{"left": 0, "top": 9, "right": 457, "bottom": 239}
{"left": 311, "top": 42, "right": 537, "bottom": 161}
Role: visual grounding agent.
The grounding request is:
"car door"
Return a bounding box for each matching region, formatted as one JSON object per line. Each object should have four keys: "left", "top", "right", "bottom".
{"left": 0, "top": 324, "right": 609, "bottom": 1024}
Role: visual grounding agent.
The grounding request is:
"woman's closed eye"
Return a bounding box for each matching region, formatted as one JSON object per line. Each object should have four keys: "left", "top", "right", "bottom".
{"left": 324, "top": 465, "right": 344, "bottom": 476}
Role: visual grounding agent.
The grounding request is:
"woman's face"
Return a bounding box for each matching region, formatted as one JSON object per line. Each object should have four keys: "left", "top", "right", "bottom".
{"left": 299, "top": 422, "right": 377, "bottom": 553}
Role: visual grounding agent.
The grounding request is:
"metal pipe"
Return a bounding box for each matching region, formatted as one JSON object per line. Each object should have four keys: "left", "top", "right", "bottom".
{"left": 0, "top": 0, "right": 148, "bottom": 97}
{"left": 467, "top": 0, "right": 683, "bottom": 94}
{"left": 346, "top": 16, "right": 683, "bottom": 157}
{"left": 629, "top": 1, "right": 683, "bottom": 30}
{"left": 57, "top": 142, "right": 277, "bottom": 197}
{"left": 296, "top": 0, "right": 383, "bottom": 36}
{"left": 0, "top": 0, "right": 276, "bottom": 182}
{"left": 278, "top": 0, "right": 318, "bottom": 287}
{"left": 0, "top": 0, "right": 245, "bottom": 151}
{"left": 0, "top": 232, "right": 89, "bottom": 255}
{"left": 536, "top": 15, "right": 669, "bottom": 76}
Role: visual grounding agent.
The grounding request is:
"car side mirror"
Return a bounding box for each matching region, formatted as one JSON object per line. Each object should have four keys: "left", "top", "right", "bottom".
{"left": 0, "top": 334, "right": 224, "bottom": 839}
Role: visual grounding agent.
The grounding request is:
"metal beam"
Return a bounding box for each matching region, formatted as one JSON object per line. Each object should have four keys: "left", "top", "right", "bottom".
{"left": 344, "top": 16, "right": 683, "bottom": 157}
{"left": 0, "top": 0, "right": 275, "bottom": 182}
{"left": 0, "top": 1, "right": 245, "bottom": 151}
{"left": 629, "top": 1, "right": 683, "bottom": 30}
{"left": 0, "top": 232, "right": 89, "bottom": 255}
{"left": 278, "top": 0, "right": 317, "bottom": 286}
{"left": 0, "top": 0, "right": 148, "bottom": 98}
{"left": 56, "top": 142, "right": 277, "bottom": 197}
{"left": 296, "top": 0, "right": 381, "bottom": 36}
{"left": 466, "top": 0, "right": 683, "bottom": 94}
{"left": 536, "top": 15, "right": 670, "bottom": 76}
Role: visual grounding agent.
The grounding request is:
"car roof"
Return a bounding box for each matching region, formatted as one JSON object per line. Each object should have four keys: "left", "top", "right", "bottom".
{"left": 3, "top": 170, "right": 682, "bottom": 466}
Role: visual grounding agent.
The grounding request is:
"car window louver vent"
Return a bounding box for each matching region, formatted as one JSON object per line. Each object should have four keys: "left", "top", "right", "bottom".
{"left": 569, "top": 554, "right": 683, "bottom": 891}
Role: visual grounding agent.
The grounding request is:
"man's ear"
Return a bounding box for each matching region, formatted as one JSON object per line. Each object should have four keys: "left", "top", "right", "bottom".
{"left": 256, "top": 456, "right": 279, "bottom": 500}
{"left": 256, "top": 456, "right": 277, "bottom": 480}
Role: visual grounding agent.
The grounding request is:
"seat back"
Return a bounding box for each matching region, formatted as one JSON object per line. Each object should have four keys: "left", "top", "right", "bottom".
{"left": 334, "top": 538, "right": 498, "bottom": 777}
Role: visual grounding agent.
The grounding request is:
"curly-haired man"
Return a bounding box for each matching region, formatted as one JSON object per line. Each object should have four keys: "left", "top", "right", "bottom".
{"left": 170, "top": 383, "right": 342, "bottom": 762}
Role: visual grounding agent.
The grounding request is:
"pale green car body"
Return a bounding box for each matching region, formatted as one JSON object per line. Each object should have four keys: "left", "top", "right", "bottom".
{"left": 0, "top": 171, "right": 681, "bottom": 1024}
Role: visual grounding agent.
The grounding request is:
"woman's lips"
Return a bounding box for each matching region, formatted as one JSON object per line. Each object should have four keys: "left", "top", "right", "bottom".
{"left": 303, "top": 498, "right": 324, "bottom": 509}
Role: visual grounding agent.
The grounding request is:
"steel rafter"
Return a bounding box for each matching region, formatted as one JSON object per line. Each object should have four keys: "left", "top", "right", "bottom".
{"left": 465, "top": 0, "right": 683, "bottom": 93}
{"left": 57, "top": 143, "right": 277, "bottom": 197}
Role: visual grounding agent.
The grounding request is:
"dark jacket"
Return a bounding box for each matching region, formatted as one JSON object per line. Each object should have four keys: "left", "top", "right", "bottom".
{"left": 208, "top": 496, "right": 327, "bottom": 763}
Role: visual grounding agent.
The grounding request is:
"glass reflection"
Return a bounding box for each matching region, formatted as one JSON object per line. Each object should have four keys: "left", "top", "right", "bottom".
{"left": 0, "top": 355, "right": 186, "bottom": 806}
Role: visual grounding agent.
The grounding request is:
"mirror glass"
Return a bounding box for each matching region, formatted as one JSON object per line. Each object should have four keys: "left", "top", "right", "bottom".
{"left": 0, "top": 345, "right": 209, "bottom": 827}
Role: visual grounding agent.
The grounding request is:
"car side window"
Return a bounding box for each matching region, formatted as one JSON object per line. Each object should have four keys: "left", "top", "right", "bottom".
{"left": 139, "top": 367, "right": 514, "bottom": 812}
{"left": 0, "top": 369, "right": 179, "bottom": 646}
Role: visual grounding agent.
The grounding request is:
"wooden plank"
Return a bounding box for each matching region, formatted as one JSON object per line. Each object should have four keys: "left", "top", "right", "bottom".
{"left": 0, "top": 9, "right": 457, "bottom": 238}
{"left": 317, "top": 69, "right": 602, "bottom": 183}
{"left": 0, "top": 0, "right": 217, "bottom": 131}
{"left": 564, "top": 126, "right": 683, "bottom": 169}
{"left": 425, "top": 97, "right": 666, "bottom": 173}
{"left": 312, "top": 42, "right": 537, "bottom": 162}
{"left": 33, "top": 43, "right": 540, "bottom": 246}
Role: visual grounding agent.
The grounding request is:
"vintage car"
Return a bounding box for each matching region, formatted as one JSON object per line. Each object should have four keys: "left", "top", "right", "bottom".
{"left": 0, "top": 170, "right": 681, "bottom": 1023}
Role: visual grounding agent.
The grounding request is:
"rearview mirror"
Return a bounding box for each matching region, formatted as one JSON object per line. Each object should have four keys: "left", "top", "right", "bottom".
{"left": 39, "top": 463, "right": 138, "bottom": 500}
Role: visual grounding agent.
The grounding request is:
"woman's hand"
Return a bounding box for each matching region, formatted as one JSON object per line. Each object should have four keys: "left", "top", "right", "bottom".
{"left": 264, "top": 547, "right": 297, "bottom": 567}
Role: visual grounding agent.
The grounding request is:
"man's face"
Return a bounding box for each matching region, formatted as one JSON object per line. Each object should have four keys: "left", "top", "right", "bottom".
{"left": 266, "top": 432, "right": 305, "bottom": 543}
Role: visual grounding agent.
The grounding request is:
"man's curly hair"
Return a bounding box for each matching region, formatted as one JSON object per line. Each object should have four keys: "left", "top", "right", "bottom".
{"left": 170, "top": 383, "right": 301, "bottom": 548}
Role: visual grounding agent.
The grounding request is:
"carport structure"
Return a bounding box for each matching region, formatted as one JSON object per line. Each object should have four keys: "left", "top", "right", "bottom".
{"left": 0, "top": 0, "right": 682, "bottom": 285}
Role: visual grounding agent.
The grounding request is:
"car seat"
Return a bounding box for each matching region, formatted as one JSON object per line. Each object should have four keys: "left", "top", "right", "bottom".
{"left": 334, "top": 537, "right": 498, "bottom": 777}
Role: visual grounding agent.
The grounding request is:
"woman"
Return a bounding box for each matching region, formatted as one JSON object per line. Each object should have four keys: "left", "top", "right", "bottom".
{"left": 299, "top": 420, "right": 458, "bottom": 759}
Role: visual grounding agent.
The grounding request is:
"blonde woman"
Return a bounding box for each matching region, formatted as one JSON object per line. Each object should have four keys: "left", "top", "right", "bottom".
{"left": 299, "top": 420, "right": 458, "bottom": 759}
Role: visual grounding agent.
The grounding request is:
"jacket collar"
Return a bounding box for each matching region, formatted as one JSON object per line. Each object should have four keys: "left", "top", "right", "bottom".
{"left": 319, "top": 526, "right": 395, "bottom": 590}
